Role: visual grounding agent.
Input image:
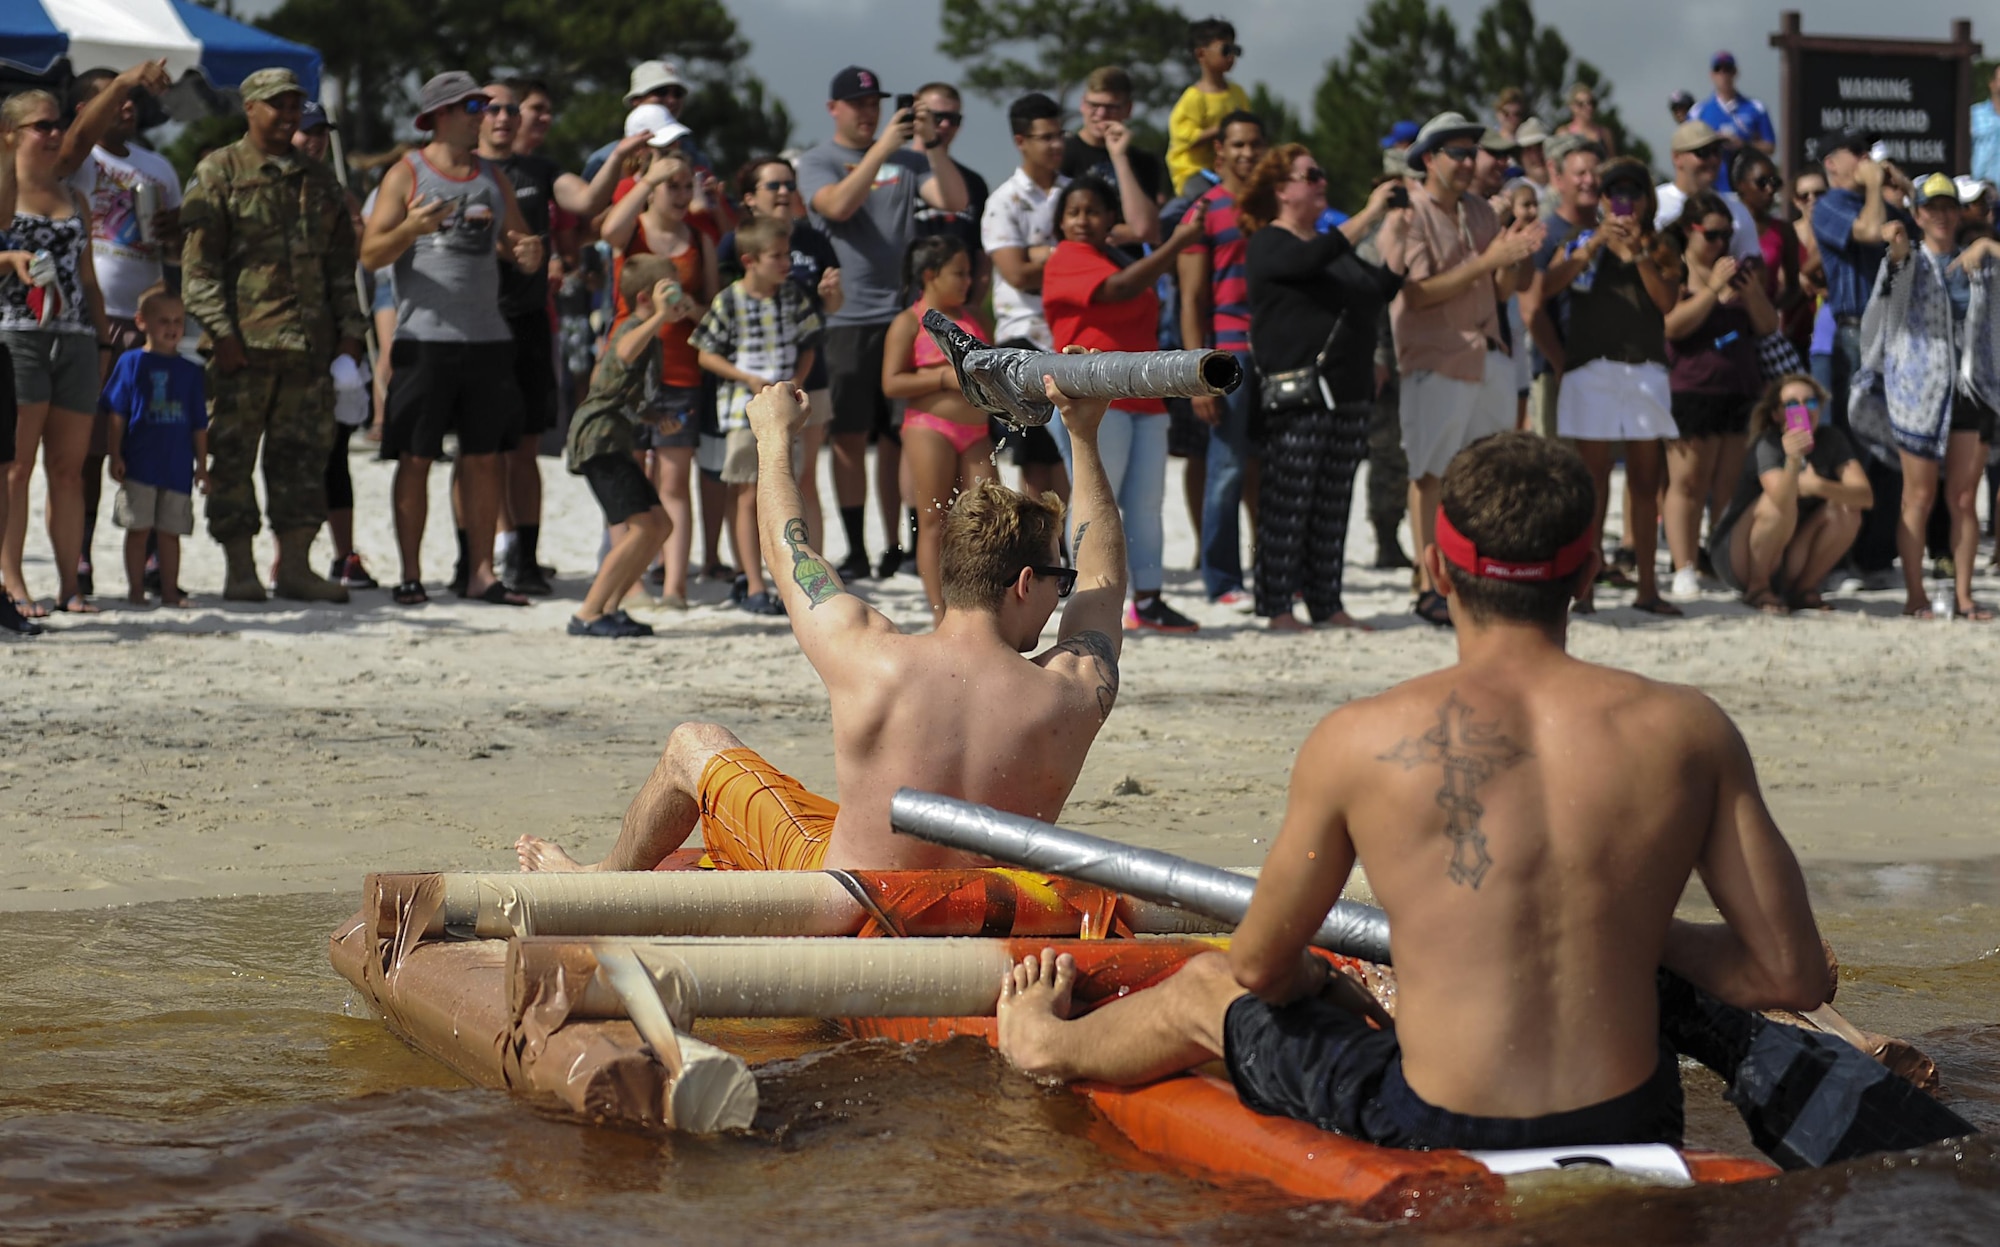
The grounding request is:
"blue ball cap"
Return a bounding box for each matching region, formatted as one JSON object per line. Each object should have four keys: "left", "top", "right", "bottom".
{"left": 1380, "top": 120, "right": 1420, "bottom": 149}
{"left": 299, "top": 101, "right": 330, "bottom": 132}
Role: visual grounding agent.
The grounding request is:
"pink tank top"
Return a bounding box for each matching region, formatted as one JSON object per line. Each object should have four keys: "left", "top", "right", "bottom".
{"left": 908, "top": 300, "right": 987, "bottom": 423}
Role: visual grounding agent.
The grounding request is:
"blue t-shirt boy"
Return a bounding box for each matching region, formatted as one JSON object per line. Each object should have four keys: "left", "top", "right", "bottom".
{"left": 103, "top": 349, "right": 208, "bottom": 494}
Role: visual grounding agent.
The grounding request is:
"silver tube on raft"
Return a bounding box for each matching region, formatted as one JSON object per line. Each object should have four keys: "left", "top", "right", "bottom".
{"left": 923, "top": 308, "right": 1240, "bottom": 429}
{"left": 889, "top": 790, "right": 1394, "bottom": 964}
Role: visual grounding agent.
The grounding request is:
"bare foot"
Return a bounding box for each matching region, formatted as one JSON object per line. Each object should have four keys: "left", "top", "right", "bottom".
{"left": 163, "top": 588, "right": 192, "bottom": 609}
{"left": 1314, "top": 611, "right": 1374, "bottom": 632}
{"left": 126, "top": 590, "right": 151, "bottom": 607}
{"left": 1265, "top": 613, "right": 1308, "bottom": 632}
{"left": 996, "top": 947, "right": 1077, "bottom": 1079}
{"left": 516, "top": 833, "right": 588, "bottom": 872}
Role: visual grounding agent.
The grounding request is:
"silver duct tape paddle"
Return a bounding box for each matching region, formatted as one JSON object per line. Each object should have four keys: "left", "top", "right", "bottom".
{"left": 922, "top": 309, "right": 1241, "bottom": 429}
{"left": 889, "top": 790, "right": 1393, "bottom": 964}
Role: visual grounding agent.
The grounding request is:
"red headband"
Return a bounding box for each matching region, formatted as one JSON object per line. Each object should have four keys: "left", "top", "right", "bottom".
{"left": 1435, "top": 509, "right": 1594, "bottom": 583}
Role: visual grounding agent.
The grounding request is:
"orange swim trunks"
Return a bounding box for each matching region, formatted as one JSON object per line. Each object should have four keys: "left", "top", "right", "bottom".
{"left": 683, "top": 746, "right": 838, "bottom": 871}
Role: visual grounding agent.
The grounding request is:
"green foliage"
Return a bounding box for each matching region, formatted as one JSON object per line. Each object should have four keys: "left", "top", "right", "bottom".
{"left": 1246, "top": 82, "right": 1309, "bottom": 150}
{"left": 1306, "top": 0, "right": 1651, "bottom": 209}
{"left": 161, "top": 114, "right": 247, "bottom": 186}
{"left": 938, "top": 0, "right": 1194, "bottom": 117}
{"left": 259, "top": 0, "right": 788, "bottom": 175}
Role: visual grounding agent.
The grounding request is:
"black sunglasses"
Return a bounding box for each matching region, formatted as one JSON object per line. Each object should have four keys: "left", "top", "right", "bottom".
{"left": 759, "top": 179, "right": 797, "bottom": 192}
{"left": 484, "top": 102, "right": 521, "bottom": 116}
{"left": 1752, "top": 175, "right": 1782, "bottom": 191}
{"left": 24, "top": 118, "right": 67, "bottom": 136}
{"left": 1221, "top": 43, "right": 1243, "bottom": 56}
{"left": 930, "top": 110, "right": 963, "bottom": 126}
{"left": 1294, "top": 167, "right": 1327, "bottom": 184}
{"left": 1028, "top": 565, "right": 1078, "bottom": 598}
{"left": 1439, "top": 145, "right": 1478, "bottom": 161}
{"left": 1694, "top": 223, "right": 1735, "bottom": 243}
{"left": 650, "top": 86, "right": 688, "bottom": 101}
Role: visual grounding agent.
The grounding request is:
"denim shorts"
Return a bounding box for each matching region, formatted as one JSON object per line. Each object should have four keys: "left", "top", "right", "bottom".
{"left": 0, "top": 328, "right": 100, "bottom": 413}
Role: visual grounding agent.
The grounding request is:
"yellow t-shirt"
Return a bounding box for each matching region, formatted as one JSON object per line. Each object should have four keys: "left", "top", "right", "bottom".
{"left": 1167, "top": 81, "right": 1252, "bottom": 192}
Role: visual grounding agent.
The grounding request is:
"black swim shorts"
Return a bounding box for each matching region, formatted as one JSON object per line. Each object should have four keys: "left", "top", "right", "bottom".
{"left": 1223, "top": 992, "right": 1685, "bottom": 1151}
{"left": 581, "top": 453, "right": 660, "bottom": 527}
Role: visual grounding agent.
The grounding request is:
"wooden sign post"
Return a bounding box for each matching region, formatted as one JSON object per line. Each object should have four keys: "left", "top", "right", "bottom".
{"left": 1771, "top": 12, "right": 1982, "bottom": 186}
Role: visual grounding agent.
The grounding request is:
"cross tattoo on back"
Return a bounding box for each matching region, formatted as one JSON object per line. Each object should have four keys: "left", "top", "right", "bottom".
{"left": 1377, "top": 693, "right": 1530, "bottom": 889}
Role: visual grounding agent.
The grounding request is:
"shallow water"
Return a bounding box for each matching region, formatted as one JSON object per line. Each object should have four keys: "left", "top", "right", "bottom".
{"left": 1, "top": 865, "right": 1996, "bottom": 1246}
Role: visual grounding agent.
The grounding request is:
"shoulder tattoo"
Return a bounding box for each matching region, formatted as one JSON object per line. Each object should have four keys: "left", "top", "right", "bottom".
{"left": 782, "top": 517, "right": 844, "bottom": 608}
{"left": 1052, "top": 629, "right": 1119, "bottom": 722}
{"left": 1377, "top": 692, "right": 1529, "bottom": 890}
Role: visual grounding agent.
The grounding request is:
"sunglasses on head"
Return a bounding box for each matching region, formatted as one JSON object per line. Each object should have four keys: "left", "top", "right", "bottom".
{"left": 1028, "top": 564, "right": 1078, "bottom": 598}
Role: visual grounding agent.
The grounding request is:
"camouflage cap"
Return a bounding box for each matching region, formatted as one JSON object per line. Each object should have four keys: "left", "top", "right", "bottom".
{"left": 240, "top": 69, "right": 306, "bottom": 105}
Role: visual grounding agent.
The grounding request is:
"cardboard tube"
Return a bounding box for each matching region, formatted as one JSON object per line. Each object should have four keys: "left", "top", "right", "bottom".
{"left": 508, "top": 936, "right": 1221, "bottom": 1022}
{"left": 597, "top": 944, "right": 759, "bottom": 1132}
{"left": 424, "top": 870, "right": 1227, "bottom": 939}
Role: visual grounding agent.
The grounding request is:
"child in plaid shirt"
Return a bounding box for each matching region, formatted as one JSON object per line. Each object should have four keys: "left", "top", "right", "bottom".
{"left": 693, "top": 217, "right": 821, "bottom": 615}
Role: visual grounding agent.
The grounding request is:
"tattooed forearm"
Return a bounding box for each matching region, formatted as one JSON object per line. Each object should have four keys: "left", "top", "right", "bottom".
{"left": 1052, "top": 629, "right": 1120, "bottom": 721}
{"left": 1377, "top": 692, "right": 1529, "bottom": 889}
{"left": 782, "top": 517, "right": 844, "bottom": 609}
{"left": 1072, "top": 520, "right": 1091, "bottom": 560}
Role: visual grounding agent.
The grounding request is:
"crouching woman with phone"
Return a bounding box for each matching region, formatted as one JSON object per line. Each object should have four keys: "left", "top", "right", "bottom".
{"left": 1706, "top": 373, "right": 1871, "bottom": 614}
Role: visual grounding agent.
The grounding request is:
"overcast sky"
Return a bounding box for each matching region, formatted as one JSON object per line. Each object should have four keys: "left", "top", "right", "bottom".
{"left": 727, "top": 1, "right": 1988, "bottom": 189}
{"left": 240, "top": 0, "right": 1991, "bottom": 191}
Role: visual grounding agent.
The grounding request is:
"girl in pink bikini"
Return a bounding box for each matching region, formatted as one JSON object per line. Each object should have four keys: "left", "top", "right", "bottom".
{"left": 882, "top": 236, "right": 998, "bottom": 618}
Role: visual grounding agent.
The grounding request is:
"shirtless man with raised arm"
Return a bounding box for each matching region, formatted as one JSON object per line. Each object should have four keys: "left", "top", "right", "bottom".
{"left": 517, "top": 358, "right": 1127, "bottom": 873}
{"left": 996, "top": 433, "right": 1970, "bottom": 1160}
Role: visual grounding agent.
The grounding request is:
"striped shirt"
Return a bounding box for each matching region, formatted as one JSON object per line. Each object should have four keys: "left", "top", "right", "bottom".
{"left": 1187, "top": 182, "right": 1250, "bottom": 352}
{"left": 691, "top": 279, "right": 823, "bottom": 432}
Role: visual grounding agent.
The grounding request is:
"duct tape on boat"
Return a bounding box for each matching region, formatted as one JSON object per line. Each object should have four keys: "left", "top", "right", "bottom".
{"left": 1464, "top": 1144, "right": 1692, "bottom": 1185}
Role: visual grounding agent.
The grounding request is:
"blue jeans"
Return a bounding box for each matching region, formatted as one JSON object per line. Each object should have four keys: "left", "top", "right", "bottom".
{"left": 1053, "top": 408, "right": 1167, "bottom": 591}
{"left": 1828, "top": 320, "right": 1861, "bottom": 431}
{"left": 1198, "top": 349, "right": 1257, "bottom": 598}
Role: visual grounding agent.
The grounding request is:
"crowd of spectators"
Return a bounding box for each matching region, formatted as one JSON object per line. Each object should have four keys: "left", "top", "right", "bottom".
{"left": 0, "top": 30, "right": 1992, "bottom": 639}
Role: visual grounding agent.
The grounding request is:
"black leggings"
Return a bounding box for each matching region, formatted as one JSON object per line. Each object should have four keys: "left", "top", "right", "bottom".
{"left": 325, "top": 421, "right": 355, "bottom": 512}
{"left": 1253, "top": 402, "right": 1368, "bottom": 619}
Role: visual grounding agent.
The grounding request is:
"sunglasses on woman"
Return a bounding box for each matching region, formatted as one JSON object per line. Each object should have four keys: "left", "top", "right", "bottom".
{"left": 1752, "top": 175, "right": 1782, "bottom": 191}
{"left": 1795, "top": 188, "right": 1825, "bottom": 202}
{"left": 24, "top": 119, "right": 66, "bottom": 136}
{"left": 759, "top": 180, "right": 797, "bottom": 193}
{"left": 1693, "top": 224, "right": 1734, "bottom": 244}
{"left": 1293, "top": 167, "right": 1327, "bottom": 184}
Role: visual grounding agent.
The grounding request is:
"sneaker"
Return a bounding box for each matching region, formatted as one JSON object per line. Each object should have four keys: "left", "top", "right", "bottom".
{"left": 876, "top": 547, "right": 907, "bottom": 579}
{"left": 1211, "top": 588, "right": 1253, "bottom": 610}
{"left": 836, "top": 550, "right": 871, "bottom": 582}
{"left": 508, "top": 561, "right": 553, "bottom": 596}
{"left": 1671, "top": 566, "right": 1702, "bottom": 600}
{"left": 567, "top": 613, "right": 649, "bottom": 638}
{"left": 331, "top": 554, "right": 380, "bottom": 591}
{"left": 740, "top": 590, "right": 787, "bottom": 616}
{"left": 1125, "top": 596, "right": 1199, "bottom": 633}
{"left": 0, "top": 595, "right": 43, "bottom": 636}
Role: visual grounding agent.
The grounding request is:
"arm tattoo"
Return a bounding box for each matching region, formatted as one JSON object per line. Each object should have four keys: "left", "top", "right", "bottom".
{"left": 1052, "top": 629, "right": 1120, "bottom": 721}
{"left": 1377, "top": 692, "right": 1529, "bottom": 890}
{"left": 781, "top": 517, "right": 844, "bottom": 609}
{"left": 1071, "top": 520, "right": 1091, "bottom": 560}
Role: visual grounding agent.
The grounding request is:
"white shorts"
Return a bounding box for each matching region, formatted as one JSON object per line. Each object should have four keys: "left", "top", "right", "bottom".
{"left": 1555, "top": 359, "right": 1679, "bottom": 442}
{"left": 113, "top": 481, "right": 194, "bottom": 536}
{"left": 1399, "top": 350, "right": 1516, "bottom": 478}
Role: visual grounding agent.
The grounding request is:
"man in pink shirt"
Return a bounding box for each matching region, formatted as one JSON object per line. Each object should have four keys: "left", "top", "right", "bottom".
{"left": 1385, "top": 111, "right": 1544, "bottom": 626}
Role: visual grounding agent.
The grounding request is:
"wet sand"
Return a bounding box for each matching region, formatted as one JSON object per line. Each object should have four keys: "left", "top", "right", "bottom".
{"left": 1, "top": 448, "right": 1996, "bottom": 1243}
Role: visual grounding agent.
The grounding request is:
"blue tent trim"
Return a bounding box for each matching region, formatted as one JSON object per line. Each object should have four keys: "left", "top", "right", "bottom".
{"left": 0, "top": 3, "right": 71, "bottom": 77}
{"left": 169, "top": 1, "right": 321, "bottom": 96}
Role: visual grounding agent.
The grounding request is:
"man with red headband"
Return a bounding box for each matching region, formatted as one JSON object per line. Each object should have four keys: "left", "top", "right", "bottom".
{"left": 995, "top": 433, "right": 1961, "bottom": 1157}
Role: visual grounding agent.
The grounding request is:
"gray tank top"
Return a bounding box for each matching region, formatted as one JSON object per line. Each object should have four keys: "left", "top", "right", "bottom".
{"left": 392, "top": 151, "right": 511, "bottom": 343}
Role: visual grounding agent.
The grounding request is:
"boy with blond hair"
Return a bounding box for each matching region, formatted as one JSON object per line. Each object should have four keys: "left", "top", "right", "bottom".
{"left": 563, "top": 255, "right": 681, "bottom": 639}
{"left": 105, "top": 288, "right": 208, "bottom": 607}
{"left": 692, "top": 214, "right": 822, "bottom": 616}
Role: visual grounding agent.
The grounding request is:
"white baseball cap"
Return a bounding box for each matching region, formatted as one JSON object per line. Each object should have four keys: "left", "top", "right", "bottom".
{"left": 624, "top": 104, "right": 691, "bottom": 149}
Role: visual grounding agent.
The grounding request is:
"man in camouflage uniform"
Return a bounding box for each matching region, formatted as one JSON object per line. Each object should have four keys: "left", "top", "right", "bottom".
{"left": 180, "top": 68, "right": 366, "bottom": 602}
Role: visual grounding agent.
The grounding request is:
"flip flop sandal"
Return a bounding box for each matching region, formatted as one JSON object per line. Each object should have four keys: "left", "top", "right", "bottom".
{"left": 1630, "top": 597, "right": 1684, "bottom": 617}
{"left": 10, "top": 596, "right": 49, "bottom": 619}
{"left": 55, "top": 595, "right": 100, "bottom": 614}
{"left": 1595, "top": 566, "right": 1638, "bottom": 589}
{"left": 472, "top": 581, "right": 530, "bottom": 607}
{"left": 1412, "top": 590, "right": 1451, "bottom": 627}
{"left": 1745, "top": 589, "right": 1791, "bottom": 616}
{"left": 392, "top": 581, "right": 429, "bottom": 606}
{"left": 1958, "top": 602, "right": 1995, "bottom": 622}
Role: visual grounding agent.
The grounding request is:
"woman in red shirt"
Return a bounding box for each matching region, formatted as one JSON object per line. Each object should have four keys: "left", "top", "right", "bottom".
{"left": 1041, "top": 177, "right": 1207, "bottom": 632}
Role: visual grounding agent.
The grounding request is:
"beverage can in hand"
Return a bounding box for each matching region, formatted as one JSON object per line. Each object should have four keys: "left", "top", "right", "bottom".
{"left": 135, "top": 181, "right": 161, "bottom": 247}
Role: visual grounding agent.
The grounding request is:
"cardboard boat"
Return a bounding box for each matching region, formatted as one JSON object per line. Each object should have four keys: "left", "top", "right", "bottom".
{"left": 331, "top": 870, "right": 1779, "bottom": 1222}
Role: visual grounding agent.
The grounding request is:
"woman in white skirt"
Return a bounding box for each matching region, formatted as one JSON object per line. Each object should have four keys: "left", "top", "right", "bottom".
{"left": 1541, "top": 158, "right": 1680, "bottom": 615}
